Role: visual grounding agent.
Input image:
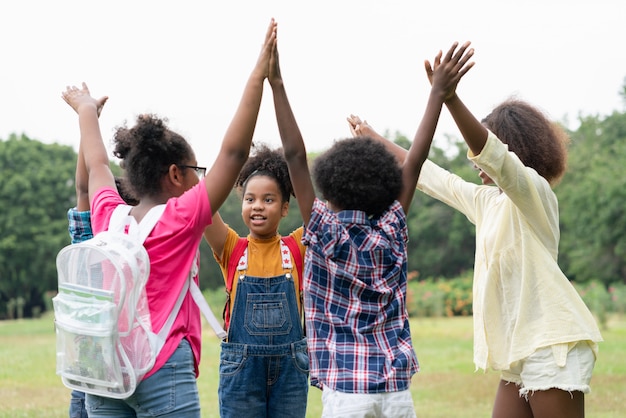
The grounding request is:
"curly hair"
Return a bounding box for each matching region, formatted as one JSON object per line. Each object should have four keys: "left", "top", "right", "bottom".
{"left": 114, "top": 177, "right": 139, "bottom": 206}
{"left": 481, "top": 98, "right": 570, "bottom": 185}
{"left": 312, "top": 136, "right": 402, "bottom": 217}
{"left": 236, "top": 142, "right": 294, "bottom": 203}
{"left": 112, "top": 114, "right": 194, "bottom": 197}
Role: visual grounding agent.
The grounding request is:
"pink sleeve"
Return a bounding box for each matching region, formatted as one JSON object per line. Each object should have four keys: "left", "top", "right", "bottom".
{"left": 91, "top": 187, "right": 125, "bottom": 234}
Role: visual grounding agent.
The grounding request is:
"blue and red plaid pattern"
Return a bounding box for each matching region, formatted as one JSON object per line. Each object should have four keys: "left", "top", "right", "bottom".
{"left": 302, "top": 198, "right": 419, "bottom": 393}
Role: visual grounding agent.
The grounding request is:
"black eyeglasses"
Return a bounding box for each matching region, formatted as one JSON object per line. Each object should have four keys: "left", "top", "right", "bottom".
{"left": 179, "top": 165, "right": 207, "bottom": 179}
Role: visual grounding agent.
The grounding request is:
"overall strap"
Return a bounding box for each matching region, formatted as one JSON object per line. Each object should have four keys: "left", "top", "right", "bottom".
{"left": 281, "top": 235, "right": 303, "bottom": 289}
{"left": 281, "top": 235, "right": 306, "bottom": 336}
{"left": 223, "top": 237, "right": 249, "bottom": 331}
{"left": 226, "top": 237, "right": 249, "bottom": 293}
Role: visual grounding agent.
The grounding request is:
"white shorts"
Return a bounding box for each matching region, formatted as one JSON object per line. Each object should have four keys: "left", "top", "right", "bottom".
{"left": 321, "top": 385, "right": 416, "bottom": 418}
{"left": 500, "top": 341, "right": 596, "bottom": 398}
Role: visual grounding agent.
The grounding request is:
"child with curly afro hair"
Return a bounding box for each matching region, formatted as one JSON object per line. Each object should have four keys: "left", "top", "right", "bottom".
{"left": 312, "top": 136, "right": 402, "bottom": 218}
{"left": 268, "top": 24, "right": 475, "bottom": 416}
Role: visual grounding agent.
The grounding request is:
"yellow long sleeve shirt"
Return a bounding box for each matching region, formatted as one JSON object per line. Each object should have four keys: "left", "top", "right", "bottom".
{"left": 417, "top": 131, "right": 602, "bottom": 371}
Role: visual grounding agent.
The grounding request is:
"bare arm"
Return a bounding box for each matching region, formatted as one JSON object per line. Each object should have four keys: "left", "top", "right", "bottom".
{"left": 201, "top": 19, "right": 276, "bottom": 217}
{"left": 424, "top": 44, "right": 486, "bottom": 155}
{"left": 201, "top": 19, "right": 277, "bottom": 254}
{"left": 202, "top": 212, "right": 229, "bottom": 259}
{"left": 399, "top": 42, "right": 475, "bottom": 212}
{"left": 443, "top": 95, "right": 487, "bottom": 155}
{"left": 75, "top": 143, "right": 90, "bottom": 211}
{"left": 268, "top": 23, "right": 315, "bottom": 225}
{"left": 75, "top": 98, "right": 108, "bottom": 211}
{"left": 62, "top": 84, "right": 114, "bottom": 208}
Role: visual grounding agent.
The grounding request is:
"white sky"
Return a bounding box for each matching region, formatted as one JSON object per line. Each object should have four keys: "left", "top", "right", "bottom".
{"left": 2, "top": 0, "right": 625, "bottom": 167}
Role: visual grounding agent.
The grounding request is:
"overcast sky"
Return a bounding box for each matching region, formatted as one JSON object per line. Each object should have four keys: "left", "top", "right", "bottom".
{"left": 2, "top": 0, "right": 625, "bottom": 167}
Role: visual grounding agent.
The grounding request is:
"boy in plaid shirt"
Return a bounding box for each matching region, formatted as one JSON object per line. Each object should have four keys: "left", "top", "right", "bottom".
{"left": 268, "top": 27, "right": 475, "bottom": 417}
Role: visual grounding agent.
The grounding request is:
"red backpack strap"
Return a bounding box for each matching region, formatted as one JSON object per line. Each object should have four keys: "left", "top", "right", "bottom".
{"left": 281, "top": 235, "right": 304, "bottom": 292}
{"left": 223, "top": 237, "right": 248, "bottom": 331}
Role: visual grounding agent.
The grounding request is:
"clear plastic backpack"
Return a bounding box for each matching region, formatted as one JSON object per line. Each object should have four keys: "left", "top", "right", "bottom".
{"left": 53, "top": 204, "right": 177, "bottom": 399}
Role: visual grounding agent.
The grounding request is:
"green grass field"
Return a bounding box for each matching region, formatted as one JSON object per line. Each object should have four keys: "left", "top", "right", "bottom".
{"left": 1, "top": 314, "right": 624, "bottom": 417}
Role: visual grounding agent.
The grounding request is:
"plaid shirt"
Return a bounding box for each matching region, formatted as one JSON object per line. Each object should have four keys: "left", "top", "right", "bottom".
{"left": 67, "top": 208, "right": 93, "bottom": 244}
{"left": 302, "top": 198, "right": 419, "bottom": 393}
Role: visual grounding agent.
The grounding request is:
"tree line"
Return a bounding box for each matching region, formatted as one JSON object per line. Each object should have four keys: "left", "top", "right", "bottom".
{"left": 1, "top": 84, "right": 625, "bottom": 319}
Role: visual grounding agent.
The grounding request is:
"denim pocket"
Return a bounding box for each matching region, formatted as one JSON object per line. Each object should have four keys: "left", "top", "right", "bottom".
{"left": 244, "top": 292, "right": 292, "bottom": 336}
{"left": 219, "top": 346, "right": 248, "bottom": 377}
{"left": 292, "top": 346, "right": 310, "bottom": 375}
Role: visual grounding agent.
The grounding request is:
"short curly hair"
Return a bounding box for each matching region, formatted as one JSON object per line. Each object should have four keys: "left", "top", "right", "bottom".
{"left": 236, "top": 142, "right": 293, "bottom": 203}
{"left": 481, "top": 98, "right": 570, "bottom": 185}
{"left": 312, "top": 136, "right": 402, "bottom": 217}
{"left": 112, "top": 114, "right": 194, "bottom": 198}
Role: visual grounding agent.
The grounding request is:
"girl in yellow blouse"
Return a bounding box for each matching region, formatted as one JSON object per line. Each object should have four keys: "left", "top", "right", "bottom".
{"left": 348, "top": 46, "right": 602, "bottom": 418}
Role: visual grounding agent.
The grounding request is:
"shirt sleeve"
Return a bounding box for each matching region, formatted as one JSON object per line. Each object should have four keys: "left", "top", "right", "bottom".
{"left": 417, "top": 159, "right": 482, "bottom": 225}
{"left": 469, "top": 130, "right": 560, "bottom": 244}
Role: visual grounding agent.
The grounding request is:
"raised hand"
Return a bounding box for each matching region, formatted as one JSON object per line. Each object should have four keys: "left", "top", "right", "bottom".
{"left": 62, "top": 82, "right": 108, "bottom": 117}
{"left": 268, "top": 20, "right": 282, "bottom": 87}
{"left": 425, "top": 41, "right": 474, "bottom": 102}
{"left": 253, "top": 18, "right": 277, "bottom": 81}
{"left": 346, "top": 114, "right": 377, "bottom": 138}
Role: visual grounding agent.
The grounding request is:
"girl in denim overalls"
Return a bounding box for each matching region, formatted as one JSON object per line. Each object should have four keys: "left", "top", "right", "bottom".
{"left": 203, "top": 144, "right": 308, "bottom": 418}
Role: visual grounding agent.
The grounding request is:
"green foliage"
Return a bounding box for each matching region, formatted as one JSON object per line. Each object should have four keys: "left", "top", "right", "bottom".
{"left": 407, "top": 273, "right": 473, "bottom": 318}
{"left": 0, "top": 134, "right": 76, "bottom": 319}
{"left": 557, "top": 110, "right": 626, "bottom": 286}
{"left": 572, "top": 280, "right": 626, "bottom": 329}
{"left": 401, "top": 134, "right": 479, "bottom": 279}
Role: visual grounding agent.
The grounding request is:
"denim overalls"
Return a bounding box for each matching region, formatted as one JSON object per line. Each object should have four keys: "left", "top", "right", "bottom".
{"left": 218, "top": 242, "right": 309, "bottom": 418}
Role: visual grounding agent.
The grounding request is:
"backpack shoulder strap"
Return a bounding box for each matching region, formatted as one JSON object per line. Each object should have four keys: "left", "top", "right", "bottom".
{"left": 281, "top": 235, "right": 303, "bottom": 289}
{"left": 137, "top": 204, "right": 166, "bottom": 243}
{"left": 108, "top": 203, "right": 166, "bottom": 244}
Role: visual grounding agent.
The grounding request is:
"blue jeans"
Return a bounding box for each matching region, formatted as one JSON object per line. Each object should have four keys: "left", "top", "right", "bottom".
{"left": 85, "top": 338, "right": 200, "bottom": 418}
{"left": 70, "top": 390, "right": 88, "bottom": 418}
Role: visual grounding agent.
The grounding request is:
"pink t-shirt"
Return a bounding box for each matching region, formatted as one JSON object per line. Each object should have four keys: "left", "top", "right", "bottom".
{"left": 92, "top": 183, "right": 212, "bottom": 378}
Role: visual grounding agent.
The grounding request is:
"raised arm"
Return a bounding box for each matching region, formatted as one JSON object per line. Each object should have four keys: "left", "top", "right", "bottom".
{"left": 425, "top": 44, "right": 486, "bottom": 155}
{"left": 75, "top": 98, "right": 108, "bottom": 211}
{"left": 268, "top": 23, "right": 315, "bottom": 225}
{"left": 399, "top": 42, "right": 474, "bottom": 211}
{"left": 202, "top": 19, "right": 276, "bottom": 216}
{"left": 201, "top": 19, "right": 276, "bottom": 255}
{"left": 62, "top": 84, "right": 113, "bottom": 208}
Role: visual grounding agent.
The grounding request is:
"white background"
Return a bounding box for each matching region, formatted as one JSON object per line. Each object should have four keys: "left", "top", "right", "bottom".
{"left": 2, "top": 0, "right": 624, "bottom": 166}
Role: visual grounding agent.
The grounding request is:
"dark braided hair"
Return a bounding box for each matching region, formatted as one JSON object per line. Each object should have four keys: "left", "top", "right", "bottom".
{"left": 312, "top": 136, "right": 402, "bottom": 218}
{"left": 481, "top": 98, "right": 570, "bottom": 185}
{"left": 112, "top": 114, "right": 194, "bottom": 198}
{"left": 236, "top": 142, "right": 294, "bottom": 203}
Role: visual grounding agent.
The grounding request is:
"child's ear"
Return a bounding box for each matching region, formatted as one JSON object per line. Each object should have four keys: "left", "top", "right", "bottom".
{"left": 167, "top": 164, "right": 185, "bottom": 187}
{"left": 281, "top": 201, "right": 289, "bottom": 217}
